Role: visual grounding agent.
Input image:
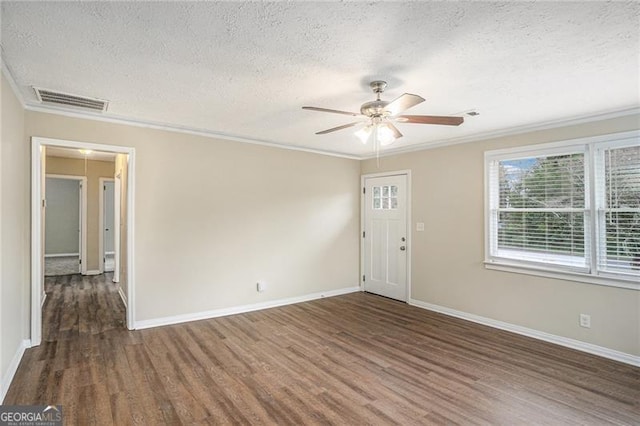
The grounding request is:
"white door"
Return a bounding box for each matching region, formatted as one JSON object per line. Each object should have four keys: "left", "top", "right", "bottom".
{"left": 363, "top": 174, "right": 408, "bottom": 301}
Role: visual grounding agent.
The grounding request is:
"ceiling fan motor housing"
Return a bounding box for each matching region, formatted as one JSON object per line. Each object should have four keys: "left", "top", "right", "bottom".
{"left": 362, "top": 80, "right": 390, "bottom": 117}
{"left": 360, "top": 100, "right": 390, "bottom": 117}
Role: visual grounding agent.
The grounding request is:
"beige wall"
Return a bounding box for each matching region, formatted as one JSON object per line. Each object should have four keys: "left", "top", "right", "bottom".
{"left": 46, "top": 157, "right": 115, "bottom": 270}
{"left": 26, "top": 111, "right": 361, "bottom": 321}
{"left": 1, "top": 74, "right": 29, "bottom": 399}
{"left": 362, "top": 114, "right": 640, "bottom": 356}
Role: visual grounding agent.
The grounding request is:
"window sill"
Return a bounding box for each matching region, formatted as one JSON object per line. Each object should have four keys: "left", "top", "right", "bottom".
{"left": 484, "top": 260, "right": 640, "bottom": 291}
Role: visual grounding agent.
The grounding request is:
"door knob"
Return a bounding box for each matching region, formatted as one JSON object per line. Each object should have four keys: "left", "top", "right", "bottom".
{"left": 400, "top": 246, "right": 406, "bottom": 251}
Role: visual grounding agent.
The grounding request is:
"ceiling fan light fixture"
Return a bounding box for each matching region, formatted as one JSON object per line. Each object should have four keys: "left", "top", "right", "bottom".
{"left": 355, "top": 125, "right": 372, "bottom": 144}
{"left": 377, "top": 123, "right": 398, "bottom": 146}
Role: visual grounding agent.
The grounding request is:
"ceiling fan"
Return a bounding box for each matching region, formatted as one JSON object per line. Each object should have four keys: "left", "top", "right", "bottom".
{"left": 302, "top": 80, "right": 464, "bottom": 147}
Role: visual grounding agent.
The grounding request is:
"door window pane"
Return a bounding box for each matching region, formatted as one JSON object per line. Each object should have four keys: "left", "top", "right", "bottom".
{"left": 373, "top": 185, "right": 398, "bottom": 210}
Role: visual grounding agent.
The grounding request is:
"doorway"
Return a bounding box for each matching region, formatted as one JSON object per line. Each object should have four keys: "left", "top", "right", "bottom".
{"left": 361, "top": 171, "right": 411, "bottom": 302}
{"left": 99, "top": 178, "right": 116, "bottom": 273}
{"left": 31, "top": 137, "right": 136, "bottom": 346}
{"left": 44, "top": 175, "right": 87, "bottom": 276}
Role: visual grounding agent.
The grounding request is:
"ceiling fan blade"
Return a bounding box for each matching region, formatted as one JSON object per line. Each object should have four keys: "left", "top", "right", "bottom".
{"left": 384, "top": 93, "right": 425, "bottom": 116}
{"left": 316, "top": 121, "right": 361, "bottom": 135}
{"left": 302, "top": 106, "right": 361, "bottom": 117}
{"left": 385, "top": 122, "right": 403, "bottom": 139}
{"left": 396, "top": 115, "right": 464, "bottom": 126}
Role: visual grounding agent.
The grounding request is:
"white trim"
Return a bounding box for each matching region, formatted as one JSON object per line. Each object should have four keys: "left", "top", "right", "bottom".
{"left": 44, "top": 173, "right": 87, "bottom": 275}
{"left": 32, "top": 137, "right": 136, "bottom": 347}
{"left": 44, "top": 252, "right": 79, "bottom": 258}
{"left": 135, "top": 286, "right": 360, "bottom": 330}
{"left": 41, "top": 293, "right": 47, "bottom": 309}
{"left": 0, "top": 339, "right": 30, "bottom": 403}
{"left": 24, "top": 104, "right": 360, "bottom": 160}
{"left": 118, "top": 285, "right": 127, "bottom": 308}
{"left": 485, "top": 262, "right": 640, "bottom": 290}
{"left": 364, "top": 107, "right": 640, "bottom": 159}
{"left": 360, "top": 170, "right": 412, "bottom": 302}
{"left": 408, "top": 299, "right": 640, "bottom": 367}
{"left": 31, "top": 143, "right": 44, "bottom": 346}
{"left": 126, "top": 150, "right": 136, "bottom": 330}
{"left": 98, "top": 177, "right": 115, "bottom": 273}
{"left": 484, "top": 130, "right": 639, "bottom": 158}
{"left": 85, "top": 270, "right": 101, "bottom": 276}
{"left": 113, "top": 173, "right": 121, "bottom": 283}
{"left": 0, "top": 53, "right": 26, "bottom": 108}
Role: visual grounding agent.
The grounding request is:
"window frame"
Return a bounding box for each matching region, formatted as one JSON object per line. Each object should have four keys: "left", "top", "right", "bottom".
{"left": 484, "top": 130, "right": 640, "bottom": 290}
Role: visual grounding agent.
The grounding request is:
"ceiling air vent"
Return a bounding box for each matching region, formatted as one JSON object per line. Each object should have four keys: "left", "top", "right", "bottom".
{"left": 33, "top": 87, "right": 109, "bottom": 112}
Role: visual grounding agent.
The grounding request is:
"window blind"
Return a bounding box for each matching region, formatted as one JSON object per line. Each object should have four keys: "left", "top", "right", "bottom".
{"left": 489, "top": 152, "right": 589, "bottom": 269}
{"left": 596, "top": 145, "right": 640, "bottom": 275}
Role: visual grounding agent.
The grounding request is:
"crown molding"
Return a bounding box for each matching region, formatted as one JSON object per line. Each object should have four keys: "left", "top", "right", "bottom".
{"left": 4, "top": 47, "right": 637, "bottom": 161}
{"left": 363, "top": 106, "right": 640, "bottom": 160}
{"left": 23, "top": 103, "right": 361, "bottom": 160}
{"left": 0, "top": 48, "right": 26, "bottom": 109}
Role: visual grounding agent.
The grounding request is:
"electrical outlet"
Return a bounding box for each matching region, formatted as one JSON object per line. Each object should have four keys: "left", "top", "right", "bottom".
{"left": 579, "top": 313, "right": 591, "bottom": 328}
{"left": 416, "top": 222, "right": 425, "bottom": 231}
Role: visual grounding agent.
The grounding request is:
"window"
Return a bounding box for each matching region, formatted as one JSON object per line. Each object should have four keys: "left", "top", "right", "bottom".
{"left": 485, "top": 131, "right": 639, "bottom": 285}
{"left": 373, "top": 185, "right": 398, "bottom": 210}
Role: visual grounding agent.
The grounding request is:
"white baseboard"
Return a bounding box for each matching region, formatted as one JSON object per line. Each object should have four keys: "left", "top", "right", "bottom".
{"left": 409, "top": 298, "right": 640, "bottom": 367}
{"left": 118, "top": 285, "right": 127, "bottom": 308}
{"left": 105, "top": 251, "right": 115, "bottom": 255}
{"left": 136, "top": 285, "right": 361, "bottom": 330}
{"left": 44, "top": 252, "right": 79, "bottom": 258}
{"left": 84, "top": 270, "right": 101, "bottom": 276}
{"left": 1, "top": 339, "right": 30, "bottom": 403}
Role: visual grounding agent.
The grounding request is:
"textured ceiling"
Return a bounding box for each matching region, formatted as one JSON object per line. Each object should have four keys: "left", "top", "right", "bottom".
{"left": 1, "top": 2, "right": 639, "bottom": 157}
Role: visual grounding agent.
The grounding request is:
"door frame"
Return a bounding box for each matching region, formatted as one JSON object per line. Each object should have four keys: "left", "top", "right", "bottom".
{"left": 44, "top": 174, "right": 88, "bottom": 276}
{"left": 360, "top": 170, "right": 412, "bottom": 301}
{"left": 98, "top": 177, "right": 116, "bottom": 274}
{"left": 113, "top": 173, "right": 121, "bottom": 283}
{"left": 31, "top": 137, "right": 136, "bottom": 346}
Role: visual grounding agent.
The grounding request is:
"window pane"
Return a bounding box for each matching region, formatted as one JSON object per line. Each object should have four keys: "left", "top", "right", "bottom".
{"left": 599, "top": 145, "right": 640, "bottom": 275}
{"left": 390, "top": 185, "right": 398, "bottom": 196}
{"left": 603, "top": 211, "right": 640, "bottom": 272}
{"left": 382, "top": 186, "right": 389, "bottom": 197}
{"left": 605, "top": 146, "right": 640, "bottom": 209}
{"left": 373, "top": 186, "right": 380, "bottom": 197}
{"left": 373, "top": 198, "right": 381, "bottom": 209}
{"left": 499, "top": 154, "right": 584, "bottom": 209}
{"left": 497, "top": 211, "right": 586, "bottom": 266}
{"left": 391, "top": 198, "right": 398, "bottom": 209}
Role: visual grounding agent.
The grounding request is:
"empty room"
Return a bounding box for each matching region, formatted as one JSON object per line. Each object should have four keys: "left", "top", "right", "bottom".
{"left": 1, "top": 2, "right": 639, "bottom": 425}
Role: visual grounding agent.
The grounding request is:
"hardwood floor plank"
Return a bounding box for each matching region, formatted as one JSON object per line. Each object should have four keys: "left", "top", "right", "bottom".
{"left": 4, "top": 278, "right": 639, "bottom": 425}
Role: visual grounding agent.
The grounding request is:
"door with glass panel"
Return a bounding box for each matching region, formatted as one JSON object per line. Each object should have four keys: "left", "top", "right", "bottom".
{"left": 363, "top": 174, "right": 408, "bottom": 301}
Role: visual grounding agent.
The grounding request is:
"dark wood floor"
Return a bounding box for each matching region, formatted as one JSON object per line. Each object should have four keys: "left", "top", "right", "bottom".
{"left": 5, "top": 276, "right": 640, "bottom": 425}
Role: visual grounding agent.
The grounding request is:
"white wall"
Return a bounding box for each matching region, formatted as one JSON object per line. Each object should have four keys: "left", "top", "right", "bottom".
{"left": 362, "top": 114, "right": 640, "bottom": 356}
{"left": 1, "top": 73, "right": 29, "bottom": 401}
{"left": 25, "top": 111, "right": 362, "bottom": 322}
{"left": 45, "top": 177, "right": 80, "bottom": 255}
